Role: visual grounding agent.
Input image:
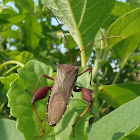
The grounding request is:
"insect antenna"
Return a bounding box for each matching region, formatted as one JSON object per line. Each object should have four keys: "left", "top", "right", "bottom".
{"left": 74, "top": 36, "right": 126, "bottom": 65}
{"left": 46, "top": 7, "right": 73, "bottom": 64}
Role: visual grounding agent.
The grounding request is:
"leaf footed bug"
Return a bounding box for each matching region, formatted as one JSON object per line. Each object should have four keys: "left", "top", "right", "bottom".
{"left": 26, "top": 8, "right": 126, "bottom": 138}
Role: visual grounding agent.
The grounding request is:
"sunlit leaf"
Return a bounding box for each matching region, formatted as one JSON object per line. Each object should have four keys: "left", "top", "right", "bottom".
{"left": 88, "top": 96, "right": 140, "bottom": 140}
{"left": 99, "top": 83, "right": 140, "bottom": 108}
{"left": 121, "top": 126, "right": 140, "bottom": 140}
{"left": 106, "top": 8, "right": 140, "bottom": 50}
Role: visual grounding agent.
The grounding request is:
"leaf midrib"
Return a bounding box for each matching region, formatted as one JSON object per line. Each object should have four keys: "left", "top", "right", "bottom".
{"left": 67, "top": 0, "right": 86, "bottom": 67}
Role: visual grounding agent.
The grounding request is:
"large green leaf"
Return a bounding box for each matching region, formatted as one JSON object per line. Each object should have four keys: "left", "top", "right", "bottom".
{"left": 88, "top": 96, "right": 140, "bottom": 140}
{"left": 106, "top": 8, "right": 140, "bottom": 50}
{"left": 0, "top": 119, "right": 24, "bottom": 140}
{"left": 111, "top": 1, "right": 134, "bottom": 18}
{"left": 42, "top": 0, "right": 115, "bottom": 65}
{"left": 103, "top": 1, "right": 135, "bottom": 29}
{"left": 121, "top": 126, "right": 140, "bottom": 140}
{"left": 112, "top": 33, "right": 140, "bottom": 67}
{"left": 7, "top": 60, "right": 99, "bottom": 140}
{"left": 99, "top": 83, "right": 140, "bottom": 108}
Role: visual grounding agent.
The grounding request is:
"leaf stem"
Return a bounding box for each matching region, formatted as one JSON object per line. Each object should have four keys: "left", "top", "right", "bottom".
{"left": 3, "top": 65, "right": 20, "bottom": 76}
{"left": 0, "top": 98, "right": 8, "bottom": 114}
{"left": 92, "top": 30, "right": 108, "bottom": 80}
{"left": 112, "top": 71, "right": 121, "bottom": 84}
{"left": 0, "top": 61, "right": 24, "bottom": 68}
{"left": 67, "top": 0, "right": 86, "bottom": 67}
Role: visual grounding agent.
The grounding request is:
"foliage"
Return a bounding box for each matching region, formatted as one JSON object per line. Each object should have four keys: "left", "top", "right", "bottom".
{"left": 0, "top": 0, "right": 140, "bottom": 140}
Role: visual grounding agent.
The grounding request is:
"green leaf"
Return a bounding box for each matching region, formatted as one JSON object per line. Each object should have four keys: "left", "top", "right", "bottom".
{"left": 0, "top": 73, "right": 18, "bottom": 95}
{"left": 121, "top": 126, "right": 140, "bottom": 140}
{"left": 21, "top": 16, "right": 42, "bottom": 50}
{"left": 7, "top": 60, "right": 99, "bottom": 140}
{"left": 10, "top": 51, "right": 34, "bottom": 64}
{"left": 112, "top": 33, "right": 140, "bottom": 67}
{"left": 0, "top": 30, "right": 19, "bottom": 39}
{"left": 0, "top": 119, "right": 24, "bottom": 140}
{"left": 42, "top": 0, "right": 115, "bottom": 65}
{"left": 88, "top": 96, "right": 140, "bottom": 140}
{"left": 106, "top": 8, "right": 140, "bottom": 50}
{"left": 129, "top": 52, "right": 140, "bottom": 62}
{"left": 99, "top": 83, "right": 140, "bottom": 108}
{"left": 103, "top": 1, "right": 135, "bottom": 29}
{"left": 112, "top": 1, "right": 134, "bottom": 18}
{"left": 8, "top": 14, "right": 26, "bottom": 24}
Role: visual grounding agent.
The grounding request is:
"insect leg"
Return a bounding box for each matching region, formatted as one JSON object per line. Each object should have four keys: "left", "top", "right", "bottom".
{"left": 26, "top": 74, "right": 54, "bottom": 94}
{"left": 31, "top": 86, "right": 52, "bottom": 138}
{"left": 72, "top": 87, "right": 96, "bottom": 136}
{"left": 26, "top": 74, "right": 54, "bottom": 138}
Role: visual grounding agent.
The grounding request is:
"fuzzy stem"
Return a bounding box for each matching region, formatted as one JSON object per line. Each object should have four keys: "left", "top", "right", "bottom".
{"left": 92, "top": 59, "right": 101, "bottom": 80}
{"left": 112, "top": 60, "right": 126, "bottom": 84}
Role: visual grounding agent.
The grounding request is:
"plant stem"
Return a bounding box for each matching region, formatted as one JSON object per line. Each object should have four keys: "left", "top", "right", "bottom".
{"left": 0, "top": 98, "right": 8, "bottom": 114}
{"left": 112, "top": 60, "right": 126, "bottom": 84}
{"left": 92, "top": 40, "right": 108, "bottom": 81}
{"left": 0, "top": 61, "right": 24, "bottom": 68}
{"left": 112, "top": 71, "right": 121, "bottom": 84}
{"left": 3, "top": 65, "right": 20, "bottom": 76}
{"left": 92, "top": 59, "right": 101, "bottom": 80}
{"left": 81, "top": 50, "right": 86, "bottom": 67}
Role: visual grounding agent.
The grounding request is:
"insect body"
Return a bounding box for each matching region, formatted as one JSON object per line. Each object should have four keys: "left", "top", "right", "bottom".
{"left": 28, "top": 61, "right": 95, "bottom": 138}
{"left": 47, "top": 63, "right": 80, "bottom": 126}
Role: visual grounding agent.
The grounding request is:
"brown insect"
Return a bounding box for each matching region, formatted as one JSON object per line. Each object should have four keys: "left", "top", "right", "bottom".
{"left": 26, "top": 8, "right": 125, "bottom": 138}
